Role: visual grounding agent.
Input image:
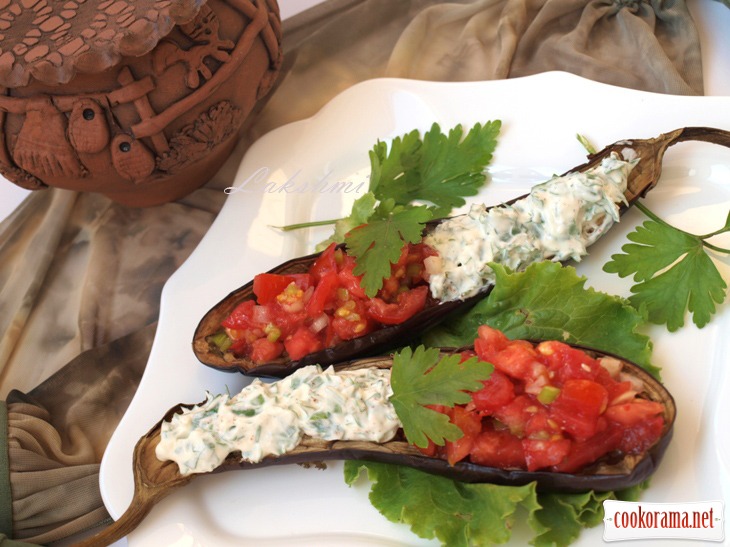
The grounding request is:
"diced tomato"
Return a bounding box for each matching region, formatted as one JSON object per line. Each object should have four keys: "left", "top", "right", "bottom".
{"left": 490, "top": 342, "right": 546, "bottom": 383}
{"left": 289, "top": 273, "right": 313, "bottom": 291}
{"left": 309, "top": 243, "right": 339, "bottom": 282}
{"left": 524, "top": 409, "right": 558, "bottom": 438}
{"left": 445, "top": 406, "right": 482, "bottom": 465}
{"left": 221, "top": 239, "right": 437, "bottom": 363}
{"left": 556, "top": 379, "right": 609, "bottom": 417}
{"left": 523, "top": 438, "right": 572, "bottom": 471}
{"left": 252, "top": 273, "right": 297, "bottom": 305}
{"left": 284, "top": 326, "right": 323, "bottom": 361}
{"left": 606, "top": 380, "right": 634, "bottom": 405}
{"left": 471, "top": 370, "right": 515, "bottom": 414}
{"left": 474, "top": 325, "right": 510, "bottom": 362}
{"left": 228, "top": 336, "right": 250, "bottom": 355}
{"left": 549, "top": 379, "right": 608, "bottom": 441}
{"left": 332, "top": 299, "right": 372, "bottom": 340}
{"left": 552, "top": 427, "right": 622, "bottom": 473}
{"left": 493, "top": 395, "right": 534, "bottom": 437}
{"left": 618, "top": 415, "right": 665, "bottom": 454}
{"left": 537, "top": 341, "right": 599, "bottom": 380}
{"left": 416, "top": 439, "right": 437, "bottom": 457}
{"left": 399, "top": 325, "right": 668, "bottom": 476}
{"left": 305, "top": 270, "right": 340, "bottom": 317}
{"left": 338, "top": 256, "right": 367, "bottom": 299}
{"left": 365, "top": 286, "right": 428, "bottom": 325}
{"left": 222, "top": 300, "right": 259, "bottom": 329}
{"left": 250, "top": 338, "right": 284, "bottom": 363}
{"left": 271, "top": 307, "right": 307, "bottom": 338}
{"left": 470, "top": 427, "right": 526, "bottom": 469}
{"left": 604, "top": 399, "right": 664, "bottom": 427}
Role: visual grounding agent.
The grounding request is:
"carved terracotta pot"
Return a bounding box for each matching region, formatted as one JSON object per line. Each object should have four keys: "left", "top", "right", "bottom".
{"left": 0, "top": 0, "right": 282, "bottom": 206}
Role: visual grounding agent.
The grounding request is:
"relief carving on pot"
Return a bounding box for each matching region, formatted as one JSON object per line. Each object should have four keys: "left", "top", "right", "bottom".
{"left": 0, "top": 0, "right": 282, "bottom": 206}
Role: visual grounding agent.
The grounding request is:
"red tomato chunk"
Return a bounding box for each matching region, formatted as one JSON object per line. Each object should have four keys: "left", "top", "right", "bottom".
{"left": 222, "top": 242, "right": 436, "bottom": 362}
{"left": 429, "top": 326, "right": 666, "bottom": 473}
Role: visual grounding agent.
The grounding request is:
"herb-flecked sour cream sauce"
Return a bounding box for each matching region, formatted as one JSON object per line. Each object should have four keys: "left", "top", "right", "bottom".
{"left": 156, "top": 365, "right": 400, "bottom": 475}
{"left": 424, "top": 153, "right": 637, "bottom": 301}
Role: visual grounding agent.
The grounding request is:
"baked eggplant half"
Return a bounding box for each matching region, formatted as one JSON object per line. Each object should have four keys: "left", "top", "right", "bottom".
{"left": 193, "top": 127, "right": 730, "bottom": 377}
{"left": 77, "top": 340, "right": 675, "bottom": 547}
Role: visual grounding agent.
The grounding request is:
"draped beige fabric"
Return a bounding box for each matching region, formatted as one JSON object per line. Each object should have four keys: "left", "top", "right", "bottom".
{"left": 0, "top": 0, "right": 715, "bottom": 543}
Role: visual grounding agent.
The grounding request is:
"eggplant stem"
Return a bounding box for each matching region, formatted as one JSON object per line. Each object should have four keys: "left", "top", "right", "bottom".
{"left": 73, "top": 498, "right": 156, "bottom": 547}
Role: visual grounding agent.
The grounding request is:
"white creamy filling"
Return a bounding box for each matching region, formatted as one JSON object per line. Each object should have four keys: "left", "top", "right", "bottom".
{"left": 424, "top": 153, "right": 636, "bottom": 301}
{"left": 155, "top": 365, "right": 400, "bottom": 475}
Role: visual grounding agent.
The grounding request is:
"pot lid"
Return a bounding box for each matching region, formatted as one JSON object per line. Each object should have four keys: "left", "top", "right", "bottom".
{"left": 0, "top": 0, "right": 206, "bottom": 88}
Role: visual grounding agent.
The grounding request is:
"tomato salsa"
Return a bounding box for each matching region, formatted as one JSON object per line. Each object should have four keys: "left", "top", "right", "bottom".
{"left": 219, "top": 242, "right": 436, "bottom": 363}
{"left": 421, "top": 326, "right": 666, "bottom": 473}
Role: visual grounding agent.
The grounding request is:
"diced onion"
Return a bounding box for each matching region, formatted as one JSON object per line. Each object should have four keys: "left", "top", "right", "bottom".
{"left": 619, "top": 371, "right": 644, "bottom": 392}
{"left": 310, "top": 313, "right": 329, "bottom": 333}
{"left": 610, "top": 390, "right": 638, "bottom": 406}
{"left": 423, "top": 255, "right": 442, "bottom": 275}
{"left": 599, "top": 357, "right": 622, "bottom": 379}
{"left": 252, "top": 305, "right": 271, "bottom": 324}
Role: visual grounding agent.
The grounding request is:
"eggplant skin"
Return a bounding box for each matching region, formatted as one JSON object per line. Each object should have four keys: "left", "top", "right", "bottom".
{"left": 150, "top": 351, "right": 675, "bottom": 494}
{"left": 192, "top": 245, "right": 490, "bottom": 378}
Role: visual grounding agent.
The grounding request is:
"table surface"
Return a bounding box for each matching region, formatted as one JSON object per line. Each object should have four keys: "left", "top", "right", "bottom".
{"left": 0, "top": 0, "right": 728, "bottom": 223}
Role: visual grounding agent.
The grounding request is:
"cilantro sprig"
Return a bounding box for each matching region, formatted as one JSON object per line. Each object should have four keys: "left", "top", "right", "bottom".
{"left": 603, "top": 201, "right": 729, "bottom": 331}
{"left": 277, "top": 121, "right": 501, "bottom": 296}
{"left": 388, "top": 346, "right": 492, "bottom": 448}
{"left": 350, "top": 121, "right": 500, "bottom": 296}
{"left": 346, "top": 201, "right": 433, "bottom": 296}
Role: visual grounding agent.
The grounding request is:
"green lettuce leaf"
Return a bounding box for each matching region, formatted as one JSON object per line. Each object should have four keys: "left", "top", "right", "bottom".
{"left": 345, "top": 461, "right": 650, "bottom": 546}
{"left": 344, "top": 461, "right": 540, "bottom": 546}
{"left": 423, "top": 262, "right": 658, "bottom": 378}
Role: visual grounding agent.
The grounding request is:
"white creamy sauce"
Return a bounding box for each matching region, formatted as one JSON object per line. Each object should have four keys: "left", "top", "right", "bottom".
{"left": 156, "top": 365, "right": 400, "bottom": 475}
{"left": 424, "top": 153, "right": 637, "bottom": 301}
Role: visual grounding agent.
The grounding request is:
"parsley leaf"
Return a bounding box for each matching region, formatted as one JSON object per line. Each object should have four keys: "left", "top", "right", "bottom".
{"left": 278, "top": 122, "right": 500, "bottom": 294}
{"left": 346, "top": 201, "right": 433, "bottom": 297}
{"left": 389, "top": 346, "right": 493, "bottom": 448}
{"left": 315, "top": 192, "right": 377, "bottom": 251}
{"left": 423, "top": 261, "right": 657, "bottom": 377}
{"left": 372, "top": 122, "right": 501, "bottom": 218}
{"left": 603, "top": 213, "right": 727, "bottom": 331}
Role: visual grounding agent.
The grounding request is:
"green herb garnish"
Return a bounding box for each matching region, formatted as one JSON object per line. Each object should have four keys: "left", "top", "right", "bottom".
{"left": 276, "top": 121, "right": 501, "bottom": 295}
{"left": 603, "top": 202, "right": 728, "bottom": 331}
{"left": 388, "top": 346, "right": 492, "bottom": 448}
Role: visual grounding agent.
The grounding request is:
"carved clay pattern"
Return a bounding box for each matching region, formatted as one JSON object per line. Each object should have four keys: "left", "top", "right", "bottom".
{"left": 0, "top": 0, "right": 282, "bottom": 206}
{"left": 156, "top": 100, "right": 242, "bottom": 173}
{"left": 68, "top": 98, "right": 110, "bottom": 154}
{"left": 0, "top": 0, "right": 206, "bottom": 87}
{"left": 111, "top": 133, "right": 156, "bottom": 183}
{"left": 0, "top": 160, "right": 44, "bottom": 189}
{"left": 153, "top": 4, "right": 235, "bottom": 89}
{"left": 13, "top": 96, "right": 86, "bottom": 178}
